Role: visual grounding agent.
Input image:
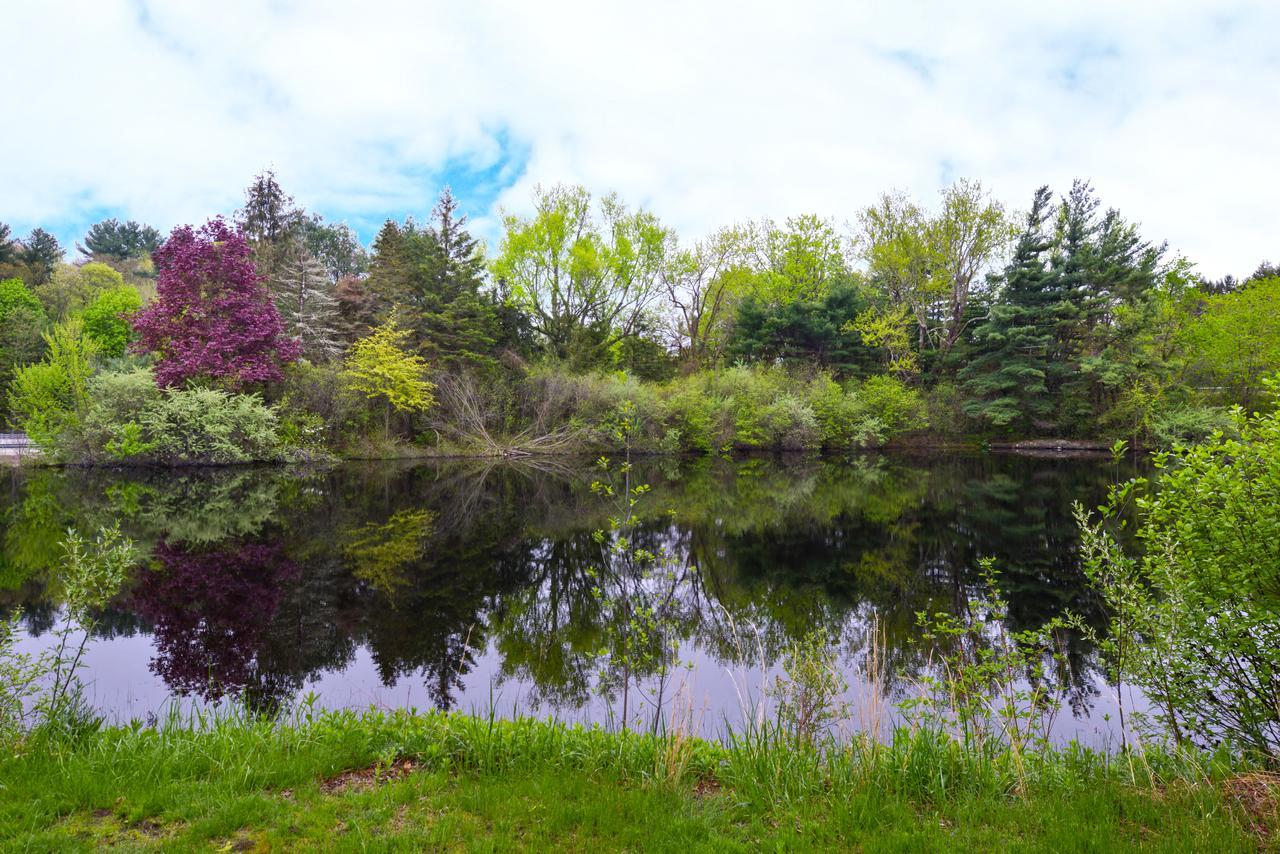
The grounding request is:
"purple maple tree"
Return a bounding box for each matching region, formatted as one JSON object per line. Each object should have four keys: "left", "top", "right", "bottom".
{"left": 132, "top": 218, "right": 300, "bottom": 387}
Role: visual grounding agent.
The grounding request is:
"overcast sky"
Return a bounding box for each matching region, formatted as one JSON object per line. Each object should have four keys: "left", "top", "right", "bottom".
{"left": 3, "top": 0, "right": 1277, "bottom": 277}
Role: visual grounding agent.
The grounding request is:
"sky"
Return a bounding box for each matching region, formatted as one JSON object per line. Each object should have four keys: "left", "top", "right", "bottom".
{"left": 2, "top": 0, "right": 1277, "bottom": 278}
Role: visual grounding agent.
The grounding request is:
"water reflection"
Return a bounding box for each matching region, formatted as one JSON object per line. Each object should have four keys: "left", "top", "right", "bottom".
{"left": 1, "top": 453, "right": 1136, "bottom": 736}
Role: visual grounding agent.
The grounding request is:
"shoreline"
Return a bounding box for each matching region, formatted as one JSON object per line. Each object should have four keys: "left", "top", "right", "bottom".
{"left": 6, "top": 434, "right": 1137, "bottom": 470}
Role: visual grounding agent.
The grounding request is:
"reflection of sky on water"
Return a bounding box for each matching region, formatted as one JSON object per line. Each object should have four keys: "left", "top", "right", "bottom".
{"left": 3, "top": 453, "right": 1150, "bottom": 747}
{"left": 14, "top": 608, "right": 1147, "bottom": 749}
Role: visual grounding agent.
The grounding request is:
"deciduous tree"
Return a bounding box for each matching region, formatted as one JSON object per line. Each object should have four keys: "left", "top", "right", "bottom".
{"left": 81, "top": 285, "right": 142, "bottom": 358}
{"left": 492, "top": 184, "right": 670, "bottom": 365}
{"left": 342, "top": 313, "right": 436, "bottom": 436}
{"left": 132, "top": 218, "right": 300, "bottom": 388}
{"left": 662, "top": 225, "right": 751, "bottom": 369}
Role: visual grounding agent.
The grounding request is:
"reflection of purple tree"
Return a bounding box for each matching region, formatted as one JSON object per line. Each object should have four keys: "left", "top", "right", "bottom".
{"left": 131, "top": 542, "right": 298, "bottom": 703}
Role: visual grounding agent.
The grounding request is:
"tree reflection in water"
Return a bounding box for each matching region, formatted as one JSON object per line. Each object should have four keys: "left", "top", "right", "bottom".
{"left": 130, "top": 542, "right": 300, "bottom": 712}
{"left": 0, "top": 453, "right": 1139, "bottom": 732}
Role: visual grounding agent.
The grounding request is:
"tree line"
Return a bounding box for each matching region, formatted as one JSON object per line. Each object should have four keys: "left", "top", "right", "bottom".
{"left": 0, "top": 170, "right": 1276, "bottom": 462}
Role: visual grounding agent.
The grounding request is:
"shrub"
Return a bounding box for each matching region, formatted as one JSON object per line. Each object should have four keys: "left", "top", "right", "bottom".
{"left": 1148, "top": 405, "right": 1236, "bottom": 447}
{"left": 758, "top": 394, "right": 820, "bottom": 451}
{"left": 279, "top": 361, "right": 364, "bottom": 449}
{"left": 663, "top": 378, "right": 720, "bottom": 452}
{"left": 70, "top": 368, "right": 282, "bottom": 465}
{"left": 143, "top": 388, "right": 281, "bottom": 464}
{"left": 857, "top": 375, "right": 927, "bottom": 437}
{"left": 75, "top": 368, "right": 163, "bottom": 461}
{"left": 808, "top": 374, "right": 866, "bottom": 449}
{"left": 1078, "top": 388, "right": 1280, "bottom": 761}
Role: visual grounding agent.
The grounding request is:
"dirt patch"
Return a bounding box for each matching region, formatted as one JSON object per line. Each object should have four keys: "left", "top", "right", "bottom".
{"left": 692, "top": 777, "right": 722, "bottom": 799}
{"left": 322, "top": 758, "right": 418, "bottom": 795}
{"left": 1223, "top": 772, "right": 1280, "bottom": 839}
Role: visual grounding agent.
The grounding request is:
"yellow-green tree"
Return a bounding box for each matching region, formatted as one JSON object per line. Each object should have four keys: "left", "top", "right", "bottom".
{"left": 8, "top": 317, "right": 98, "bottom": 453}
{"left": 341, "top": 313, "right": 435, "bottom": 437}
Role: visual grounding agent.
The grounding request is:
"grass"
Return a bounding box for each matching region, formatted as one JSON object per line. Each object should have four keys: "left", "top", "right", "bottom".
{"left": 0, "top": 706, "right": 1271, "bottom": 852}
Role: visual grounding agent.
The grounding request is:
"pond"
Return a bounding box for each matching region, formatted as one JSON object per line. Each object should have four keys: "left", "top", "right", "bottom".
{"left": 1, "top": 452, "right": 1145, "bottom": 746}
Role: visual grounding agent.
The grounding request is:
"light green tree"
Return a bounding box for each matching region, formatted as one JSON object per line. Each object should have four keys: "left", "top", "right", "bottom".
{"left": 342, "top": 313, "right": 436, "bottom": 436}
{"left": 36, "top": 261, "right": 125, "bottom": 321}
{"left": 742, "top": 214, "right": 849, "bottom": 304}
{"left": 81, "top": 285, "right": 142, "bottom": 358}
{"left": 857, "top": 180, "right": 1011, "bottom": 357}
{"left": 8, "top": 318, "right": 97, "bottom": 451}
{"left": 661, "top": 225, "right": 753, "bottom": 369}
{"left": 492, "top": 184, "right": 671, "bottom": 364}
{"left": 1180, "top": 276, "right": 1280, "bottom": 410}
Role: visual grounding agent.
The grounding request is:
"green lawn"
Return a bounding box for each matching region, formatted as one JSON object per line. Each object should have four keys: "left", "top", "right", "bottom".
{"left": 0, "top": 710, "right": 1268, "bottom": 852}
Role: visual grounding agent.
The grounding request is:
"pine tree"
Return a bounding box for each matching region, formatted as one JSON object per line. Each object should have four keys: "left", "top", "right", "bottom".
{"left": 273, "top": 251, "right": 344, "bottom": 362}
{"left": 960, "top": 186, "right": 1067, "bottom": 433}
{"left": 78, "top": 218, "right": 162, "bottom": 260}
{"left": 22, "top": 228, "right": 63, "bottom": 285}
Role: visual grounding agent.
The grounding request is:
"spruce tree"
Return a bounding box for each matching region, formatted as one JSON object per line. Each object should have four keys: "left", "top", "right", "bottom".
{"left": 414, "top": 188, "right": 498, "bottom": 368}
{"left": 236, "top": 170, "right": 305, "bottom": 282}
{"left": 236, "top": 170, "right": 302, "bottom": 245}
{"left": 364, "top": 219, "right": 416, "bottom": 315}
{"left": 1058, "top": 201, "right": 1163, "bottom": 430}
{"left": 22, "top": 228, "right": 63, "bottom": 285}
{"left": 273, "top": 251, "right": 344, "bottom": 362}
{"left": 960, "top": 186, "right": 1065, "bottom": 433}
{"left": 423, "top": 187, "right": 485, "bottom": 301}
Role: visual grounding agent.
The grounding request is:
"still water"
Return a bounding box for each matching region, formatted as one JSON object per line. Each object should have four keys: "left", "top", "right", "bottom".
{"left": 2, "top": 453, "right": 1143, "bottom": 745}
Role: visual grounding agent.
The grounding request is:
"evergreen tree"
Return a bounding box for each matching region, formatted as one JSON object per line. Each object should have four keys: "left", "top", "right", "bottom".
{"left": 236, "top": 170, "right": 302, "bottom": 245}
{"left": 364, "top": 219, "right": 415, "bottom": 315}
{"left": 78, "top": 218, "right": 162, "bottom": 260}
{"left": 236, "top": 170, "right": 305, "bottom": 282}
{"left": 1058, "top": 203, "right": 1163, "bottom": 428}
{"left": 960, "top": 187, "right": 1067, "bottom": 433}
{"left": 0, "top": 223, "right": 14, "bottom": 266}
{"left": 728, "top": 279, "right": 879, "bottom": 374}
{"left": 1050, "top": 180, "right": 1102, "bottom": 357}
{"left": 423, "top": 187, "right": 485, "bottom": 301}
{"left": 414, "top": 189, "right": 499, "bottom": 369}
{"left": 22, "top": 228, "right": 63, "bottom": 285}
{"left": 335, "top": 275, "right": 378, "bottom": 344}
{"left": 273, "top": 251, "right": 344, "bottom": 362}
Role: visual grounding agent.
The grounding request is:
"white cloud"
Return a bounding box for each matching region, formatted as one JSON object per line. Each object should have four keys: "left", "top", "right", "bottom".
{"left": 2, "top": 0, "right": 1277, "bottom": 276}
